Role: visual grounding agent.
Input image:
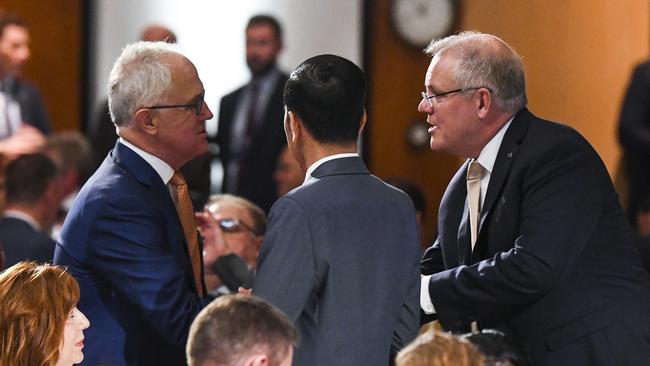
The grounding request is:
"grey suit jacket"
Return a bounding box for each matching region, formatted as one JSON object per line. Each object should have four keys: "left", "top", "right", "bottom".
{"left": 254, "top": 156, "right": 421, "bottom": 366}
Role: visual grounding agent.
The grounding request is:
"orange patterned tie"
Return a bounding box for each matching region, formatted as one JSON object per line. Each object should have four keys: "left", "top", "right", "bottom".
{"left": 170, "top": 171, "right": 204, "bottom": 297}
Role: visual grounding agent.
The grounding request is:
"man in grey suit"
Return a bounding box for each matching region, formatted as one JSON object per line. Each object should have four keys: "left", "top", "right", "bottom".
{"left": 253, "top": 54, "right": 421, "bottom": 366}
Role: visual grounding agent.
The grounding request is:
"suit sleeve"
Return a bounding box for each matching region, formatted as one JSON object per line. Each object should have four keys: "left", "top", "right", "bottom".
{"left": 421, "top": 238, "right": 445, "bottom": 275}
{"left": 429, "top": 137, "right": 603, "bottom": 329}
{"left": 619, "top": 63, "right": 650, "bottom": 153}
{"left": 391, "top": 239, "right": 421, "bottom": 357}
{"left": 87, "top": 194, "right": 210, "bottom": 345}
{"left": 253, "top": 197, "right": 318, "bottom": 322}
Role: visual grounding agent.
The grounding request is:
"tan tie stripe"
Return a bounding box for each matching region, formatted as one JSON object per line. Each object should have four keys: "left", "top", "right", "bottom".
{"left": 466, "top": 160, "right": 485, "bottom": 251}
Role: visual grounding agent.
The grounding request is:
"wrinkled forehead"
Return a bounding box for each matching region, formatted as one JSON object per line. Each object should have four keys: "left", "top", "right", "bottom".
{"left": 425, "top": 52, "right": 460, "bottom": 87}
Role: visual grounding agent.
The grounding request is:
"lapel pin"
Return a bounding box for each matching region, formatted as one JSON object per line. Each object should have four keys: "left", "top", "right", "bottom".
{"left": 507, "top": 152, "right": 513, "bottom": 159}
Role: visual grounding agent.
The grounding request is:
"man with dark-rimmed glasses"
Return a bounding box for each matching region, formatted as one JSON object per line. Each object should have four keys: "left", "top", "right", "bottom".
{"left": 197, "top": 193, "right": 265, "bottom": 296}
{"left": 55, "top": 41, "right": 220, "bottom": 366}
{"left": 419, "top": 31, "right": 650, "bottom": 366}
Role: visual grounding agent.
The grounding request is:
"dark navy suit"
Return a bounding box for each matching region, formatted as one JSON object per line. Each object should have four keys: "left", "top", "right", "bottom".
{"left": 216, "top": 71, "right": 288, "bottom": 212}
{"left": 254, "top": 157, "right": 421, "bottom": 365}
{"left": 422, "top": 109, "right": 650, "bottom": 365}
{"left": 0, "top": 216, "right": 54, "bottom": 267}
{"left": 54, "top": 141, "right": 211, "bottom": 366}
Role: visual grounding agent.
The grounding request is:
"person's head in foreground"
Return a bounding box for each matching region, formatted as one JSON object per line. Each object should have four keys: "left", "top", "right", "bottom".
{"left": 187, "top": 294, "right": 297, "bottom": 366}
{"left": 463, "top": 329, "right": 528, "bottom": 366}
{"left": 0, "top": 261, "right": 90, "bottom": 366}
{"left": 395, "top": 330, "right": 484, "bottom": 366}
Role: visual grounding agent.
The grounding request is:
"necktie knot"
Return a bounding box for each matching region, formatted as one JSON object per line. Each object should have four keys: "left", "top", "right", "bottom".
{"left": 467, "top": 160, "right": 485, "bottom": 181}
{"left": 170, "top": 171, "right": 187, "bottom": 186}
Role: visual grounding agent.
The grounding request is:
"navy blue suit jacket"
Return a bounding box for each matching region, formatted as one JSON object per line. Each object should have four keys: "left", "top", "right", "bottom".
{"left": 422, "top": 109, "right": 650, "bottom": 365}
{"left": 0, "top": 216, "right": 54, "bottom": 267}
{"left": 254, "top": 157, "right": 421, "bottom": 366}
{"left": 54, "top": 141, "right": 211, "bottom": 366}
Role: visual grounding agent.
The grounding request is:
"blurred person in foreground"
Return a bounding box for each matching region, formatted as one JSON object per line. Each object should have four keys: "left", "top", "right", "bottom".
{"left": 253, "top": 54, "right": 421, "bottom": 365}
{"left": 419, "top": 32, "right": 650, "bottom": 365}
{"left": 395, "top": 330, "right": 484, "bottom": 366}
{"left": 54, "top": 41, "right": 217, "bottom": 365}
{"left": 187, "top": 294, "right": 297, "bottom": 366}
{"left": 463, "top": 329, "right": 528, "bottom": 366}
{"left": 0, "top": 261, "right": 90, "bottom": 366}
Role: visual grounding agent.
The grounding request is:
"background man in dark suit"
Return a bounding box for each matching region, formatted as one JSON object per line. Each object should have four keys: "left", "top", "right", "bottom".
{"left": 0, "top": 12, "right": 51, "bottom": 135}
{"left": 0, "top": 153, "right": 60, "bottom": 267}
{"left": 216, "top": 15, "right": 288, "bottom": 212}
{"left": 419, "top": 32, "right": 650, "bottom": 365}
{"left": 618, "top": 59, "right": 650, "bottom": 226}
{"left": 54, "top": 41, "right": 217, "bottom": 365}
{"left": 253, "top": 54, "right": 421, "bottom": 366}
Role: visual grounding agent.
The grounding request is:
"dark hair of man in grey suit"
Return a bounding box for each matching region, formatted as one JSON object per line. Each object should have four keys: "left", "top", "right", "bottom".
{"left": 253, "top": 54, "right": 421, "bottom": 366}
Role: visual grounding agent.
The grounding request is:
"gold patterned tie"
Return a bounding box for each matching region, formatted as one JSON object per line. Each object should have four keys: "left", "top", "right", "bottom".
{"left": 466, "top": 160, "right": 485, "bottom": 251}
{"left": 169, "top": 171, "right": 204, "bottom": 297}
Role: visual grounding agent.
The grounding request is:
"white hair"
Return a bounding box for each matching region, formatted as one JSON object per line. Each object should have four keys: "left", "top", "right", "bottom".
{"left": 107, "top": 41, "right": 182, "bottom": 126}
{"left": 425, "top": 31, "right": 527, "bottom": 112}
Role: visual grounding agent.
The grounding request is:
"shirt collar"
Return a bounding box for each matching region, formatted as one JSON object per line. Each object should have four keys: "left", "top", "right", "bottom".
{"left": 3, "top": 209, "right": 41, "bottom": 231}
{"left": 304, "top": 153, "right": 359, "bottom": 185}
{"left": 119, "top": 137, "right": 175, "bottom": 184}
{"left": 475, "top": 116, "right": 514, "bottom": 174}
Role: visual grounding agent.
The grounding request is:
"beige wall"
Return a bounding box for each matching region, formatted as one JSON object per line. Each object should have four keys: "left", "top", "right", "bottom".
{"left": 461, "top": 1, "right": 650, "bottom": 173}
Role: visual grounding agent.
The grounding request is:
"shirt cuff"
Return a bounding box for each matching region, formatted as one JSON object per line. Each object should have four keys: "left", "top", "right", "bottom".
{"left": 420, "top": 275, "right": 436, "bottom": 314}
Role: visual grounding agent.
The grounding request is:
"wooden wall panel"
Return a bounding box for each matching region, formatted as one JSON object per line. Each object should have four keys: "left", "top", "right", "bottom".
{"left": 1, "top": 0, "right": 83, "bottom": 131}
{"left": 365, "top": 0, "right": 460, "bottom": 246}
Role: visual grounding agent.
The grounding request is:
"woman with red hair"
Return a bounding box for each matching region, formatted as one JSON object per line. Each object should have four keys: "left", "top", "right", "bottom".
{"left": 0, "top": 261, "right": 90, "bottom": 366}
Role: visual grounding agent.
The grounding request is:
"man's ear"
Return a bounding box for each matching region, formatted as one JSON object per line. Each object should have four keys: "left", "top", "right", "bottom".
{"left": 134, "top": 109, "right": 158, "bottom": 136}
{"left": 244, "top": 354, "right": 268, "bottom": 366}
{"left": 287, "top": 110, "right": 301, "bottom": 144}
{"left": 359, "top": 110, "right": 367, "bottom": 134}
{"left": 254, "top": 235, "right": 263, "bottom": 253}
{"left": 476, "top": 88, "right": 492, "bottom": 119}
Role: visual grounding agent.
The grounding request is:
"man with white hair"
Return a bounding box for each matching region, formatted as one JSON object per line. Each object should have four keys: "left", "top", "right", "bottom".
{"left": 419, "top": 32, "right": 650, "bottom": 365}
{"left": 54, "top": 41, "right": 216, "bottom": 365}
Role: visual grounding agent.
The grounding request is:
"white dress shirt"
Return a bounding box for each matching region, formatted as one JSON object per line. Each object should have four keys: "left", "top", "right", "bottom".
{"left": 303, "top": 152, "right": 359, "bottom": 186}
{"left": 119, "top": 138, "right": 173, "bottom": 184}
{"left": 421, "top": 117, "right": 513, "bottom": 314}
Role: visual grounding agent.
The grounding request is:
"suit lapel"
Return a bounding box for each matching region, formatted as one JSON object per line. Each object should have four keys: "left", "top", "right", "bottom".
{"left": 437, "top": 159, "right": 470, "bottom": 267}
{"left": 112, "top": 141, "right": 194, "bottom": 280}
{"left": 481, "top": 109, "right": 532, "bottom": 218}
{"left": 473, "top": 109, "right": 533, "bottom": 255}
